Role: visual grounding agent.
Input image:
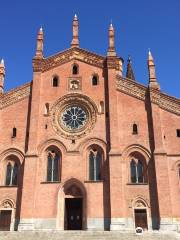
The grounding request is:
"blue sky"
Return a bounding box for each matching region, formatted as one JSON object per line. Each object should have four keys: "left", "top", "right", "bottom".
{"left": 0, "top": 0, "right": 179, "bottom": 98}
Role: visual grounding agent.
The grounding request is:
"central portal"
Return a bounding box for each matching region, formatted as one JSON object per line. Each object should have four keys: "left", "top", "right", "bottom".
{"left": 65, "top": 198, "right": 82, "bottom": 230}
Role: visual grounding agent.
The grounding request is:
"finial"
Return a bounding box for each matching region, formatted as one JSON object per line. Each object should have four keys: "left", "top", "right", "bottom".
{"left": 71, "top": 14, "right": 79, "bottom": 47}
{"left": 148, "top": 48, "right": 151, "bottom": 56}
{"left": 35, "top": 26, "right": 44, "bottom": 58}
{"left": 0, "top": 59, "right": 4, "bottom": 66}
{"left": 147, "top": 49, "right": 160, "bottom": 90}
{"left": 107, "top": 22, "right": 116, "bottom": 57}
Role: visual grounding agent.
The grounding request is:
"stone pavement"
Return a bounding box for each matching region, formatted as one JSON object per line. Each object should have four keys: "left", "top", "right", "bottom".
{"left": 0, "top": 231, "right": 179, "bottom": 240}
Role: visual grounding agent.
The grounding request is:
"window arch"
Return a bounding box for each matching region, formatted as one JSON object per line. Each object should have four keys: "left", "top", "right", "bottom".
{"left": 92, "top": 75, "right": 98, "bottom": 86}
{"left": 46, "top": 148, "right": 61, "bottom": 182}
{"left": 5, "top": 162, "right": 18, "bottom": 186}
{"left": 130, "top": 159, "right": 144, "bottom": 183}
{"left": 52, "top": 76, "right": 59, "bottom": 87}
{"left": 88, "top": 145, "right": 103, "bottom": 181}
{"left": 72, "top": 64, "right": 79, "bottom": 75}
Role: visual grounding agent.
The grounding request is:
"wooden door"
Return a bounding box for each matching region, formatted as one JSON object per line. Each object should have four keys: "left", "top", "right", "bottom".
{"left": 0, "top": 210, "right": 12, "bottom": 231}
{"left": 135, "top": 209, "right": 148, "bottom": 230}
{"left": 65, "top": 198, "right": 82, "bottom": 230}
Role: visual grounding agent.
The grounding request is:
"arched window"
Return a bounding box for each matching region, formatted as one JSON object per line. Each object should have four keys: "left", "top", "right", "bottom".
{"left": 52, "top": 76, "right": 59, "bottom": 87}
{"left": 89, "top": 146, "right": 103, "bottom": 181}
{"left": 130, "top": 159, "right": 144, "bottom": 183}
{"left": 12, "top": 163, "right": 18, "bottom": 185}
{"left": 47, "top": 150, "right": 60, "bottom": 182}
{"left": 72, "top": 64, "right": 79, "bottom": 75}
{"left": 92, "top": 75, "right": 98, "bottom": 86}
{"left": 130, "top": 160, "right": 136, "bottom": 183}
{"left": 133, "top": 124, "right": 138, "bottom": 135}
{"left": 5, "top": 162, "right": 18, "bottom": 186}
{"left": 6, "top": 163, "right": 12, "bottom": 185}
{"left": 137, "top": 160, "right": 143, "bottom": 183}
{"left": 99, "top": 101, "right": 104, "bottom": 114}
{"left": 12, "top": 127, "right": 17, "bottom": 138}
{"left": 44, "top": 103, "right": 49, "bottom": 115}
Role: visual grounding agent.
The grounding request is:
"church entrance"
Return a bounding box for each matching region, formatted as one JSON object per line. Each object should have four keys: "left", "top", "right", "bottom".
{"left": 65, "top": 198, "right": 82, "bottom": 230}
{"left": 0, "top": 210, "right": 12, "bottom": 231}
{"left": 134, "top": 209, "right": 148, "bottom": 230}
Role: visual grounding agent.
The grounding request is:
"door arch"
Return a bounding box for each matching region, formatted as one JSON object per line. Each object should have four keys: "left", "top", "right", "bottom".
{"left": 57, "top": 178, "right": 87, "bottom": 230}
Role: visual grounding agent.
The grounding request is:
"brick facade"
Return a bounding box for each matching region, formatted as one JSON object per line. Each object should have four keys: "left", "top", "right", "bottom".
{"left": 0, "top": 16, "right": 179, "bottom": 232}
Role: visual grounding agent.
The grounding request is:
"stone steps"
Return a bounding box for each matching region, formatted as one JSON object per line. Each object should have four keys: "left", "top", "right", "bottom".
{"left": 0, "top": 231, "right": 179, "bottom": 240}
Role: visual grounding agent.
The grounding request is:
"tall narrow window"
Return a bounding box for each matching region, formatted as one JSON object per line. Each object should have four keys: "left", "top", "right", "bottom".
{"left": 137, "top": 160, "right": 144, "bottom": 183}
{"left": 44, "top": 103, "right": 49, "bottom": 115}
{"left": 130, "top": 159, "right": 144, "bottom": 183}
{"left": 72, "top": 64, "right": 78, "bottom": 75}
{"left": 89, "top": 147, "right": 102, "bottom": 181}
{"left": 177, "top": 129, "right": 180, "bottom": 138}
{"left": 12, "top": 163, "right": 18, "bottom": 185}
{"left": 92, "top": 75, "right": 98, "bottom": 86}
{"left": 12, "top": 127, "right": 17, "bottom": 138}
{"left": 47, "top": 150, "right": 60, "bottom": 182}
{"left": 6, "top": 163, "right": 12, "bottom": 185}
{"left": 5, "top": 162, "right": 18, "bottom": 186}
{"left": 52, "top": 76, "right": 59, "bottom": 87}
{"left": 130, "top": 160, "right": 136, "bottom": 183}
{"left": 132, "top": 124, "right": 138, "bottom": 135}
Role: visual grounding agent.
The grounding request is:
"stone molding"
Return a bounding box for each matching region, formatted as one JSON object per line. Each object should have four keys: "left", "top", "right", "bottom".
{"left": 51, "top": 93, "right": 98, "bottom": 140}
{"left": 38, "top": 47, "right": 105, "bottom": 72}
{"left": 0, "top": 82, "right": 30, "bottom": 109}
{"left": 116, "top": 76, "right": 146, "bottom": 101}
{"left": 116, "top": 76, "right": 180, "bottom": 116}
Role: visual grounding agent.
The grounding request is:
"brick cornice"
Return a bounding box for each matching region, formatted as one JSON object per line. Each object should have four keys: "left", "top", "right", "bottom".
{"left": 41, "top": 47, "right": 106, "bottom": 71}
{"left": 116, "top": 76, "right": 180, "bottom": 116}
{"left": 0, "top": 82, "right": 31, "bottom": 109}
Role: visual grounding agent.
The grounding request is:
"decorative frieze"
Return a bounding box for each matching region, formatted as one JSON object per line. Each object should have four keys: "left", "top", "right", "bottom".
{"left": 116, "top": 76, "right": 146, "bottom": 101}
{"left": 41, "top": 48, "right": 105, "bottom": 72}
{"left": 116, "top": 76, "right": 180, "bottom": 116}
{"left": 0, "top": 82, "right": 31, "bottom": 109}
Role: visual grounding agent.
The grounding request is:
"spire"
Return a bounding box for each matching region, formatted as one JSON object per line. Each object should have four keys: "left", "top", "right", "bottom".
{"left": 107, "top": 23, "right": 116, "bottom": 57}
{"left": 71, "top": 14, "right": 79, "bottom": 48}
{"left": 35, "top": 27, "right": 44, "bottom": 58}
{"left": 0, "top": 59, "right": 5, "bottom": 94}
{"left": 126, "top": 56, "right": 135, "bottom": 80}
{"left": 147, "top": 50, "right": 160, "bottom": 90}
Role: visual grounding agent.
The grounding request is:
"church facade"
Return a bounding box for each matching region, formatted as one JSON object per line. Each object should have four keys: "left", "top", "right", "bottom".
{"left": 0, "top": 15, "right": 180, "bottom": 232}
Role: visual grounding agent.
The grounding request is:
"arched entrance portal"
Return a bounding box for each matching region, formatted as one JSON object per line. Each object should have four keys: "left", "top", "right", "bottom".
{"left": 64, "top": 185, "right": 83, "bottom": 230}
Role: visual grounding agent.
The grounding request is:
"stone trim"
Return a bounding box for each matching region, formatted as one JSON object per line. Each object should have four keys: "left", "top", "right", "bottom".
{"left": 116, "top": 76, "right": 180, "bottom": 116}
{"left": 0, "top": 82, "right": 31, "bottom": 109}
{"left": 40, "top": 47, "right": 105, "bottom": 72}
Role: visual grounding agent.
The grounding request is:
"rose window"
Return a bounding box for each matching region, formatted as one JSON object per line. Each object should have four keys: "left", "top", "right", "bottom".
{"left": 61, "top": 105, "right": 87, "bottom": 130}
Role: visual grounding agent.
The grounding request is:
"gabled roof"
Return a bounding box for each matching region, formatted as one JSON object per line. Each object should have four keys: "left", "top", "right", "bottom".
{"left": 0, "top": 82, "right": 31, "bottom": 109}
{"left": 40, "top": 47, "right": 106, "bottom": 72}
{"left": 116, "top": 75, "right": 180, "bottom": 116}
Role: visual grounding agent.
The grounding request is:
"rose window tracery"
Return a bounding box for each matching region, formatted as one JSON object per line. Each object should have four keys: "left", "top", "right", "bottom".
{"left": 61, "top": 105, "right": 87, "bottom": 130}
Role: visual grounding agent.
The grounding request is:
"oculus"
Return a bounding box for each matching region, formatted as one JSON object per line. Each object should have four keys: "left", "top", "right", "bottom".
{"left": 61, "top": 105, "right": 87, "bottom": 130}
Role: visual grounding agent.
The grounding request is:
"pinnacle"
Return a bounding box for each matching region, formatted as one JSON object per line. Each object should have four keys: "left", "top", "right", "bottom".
{"left": 0, "top": 59, "right": 4, "bottom": 66}
{"left": 74, "top": 14, "right": 78, "bottom": 20}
